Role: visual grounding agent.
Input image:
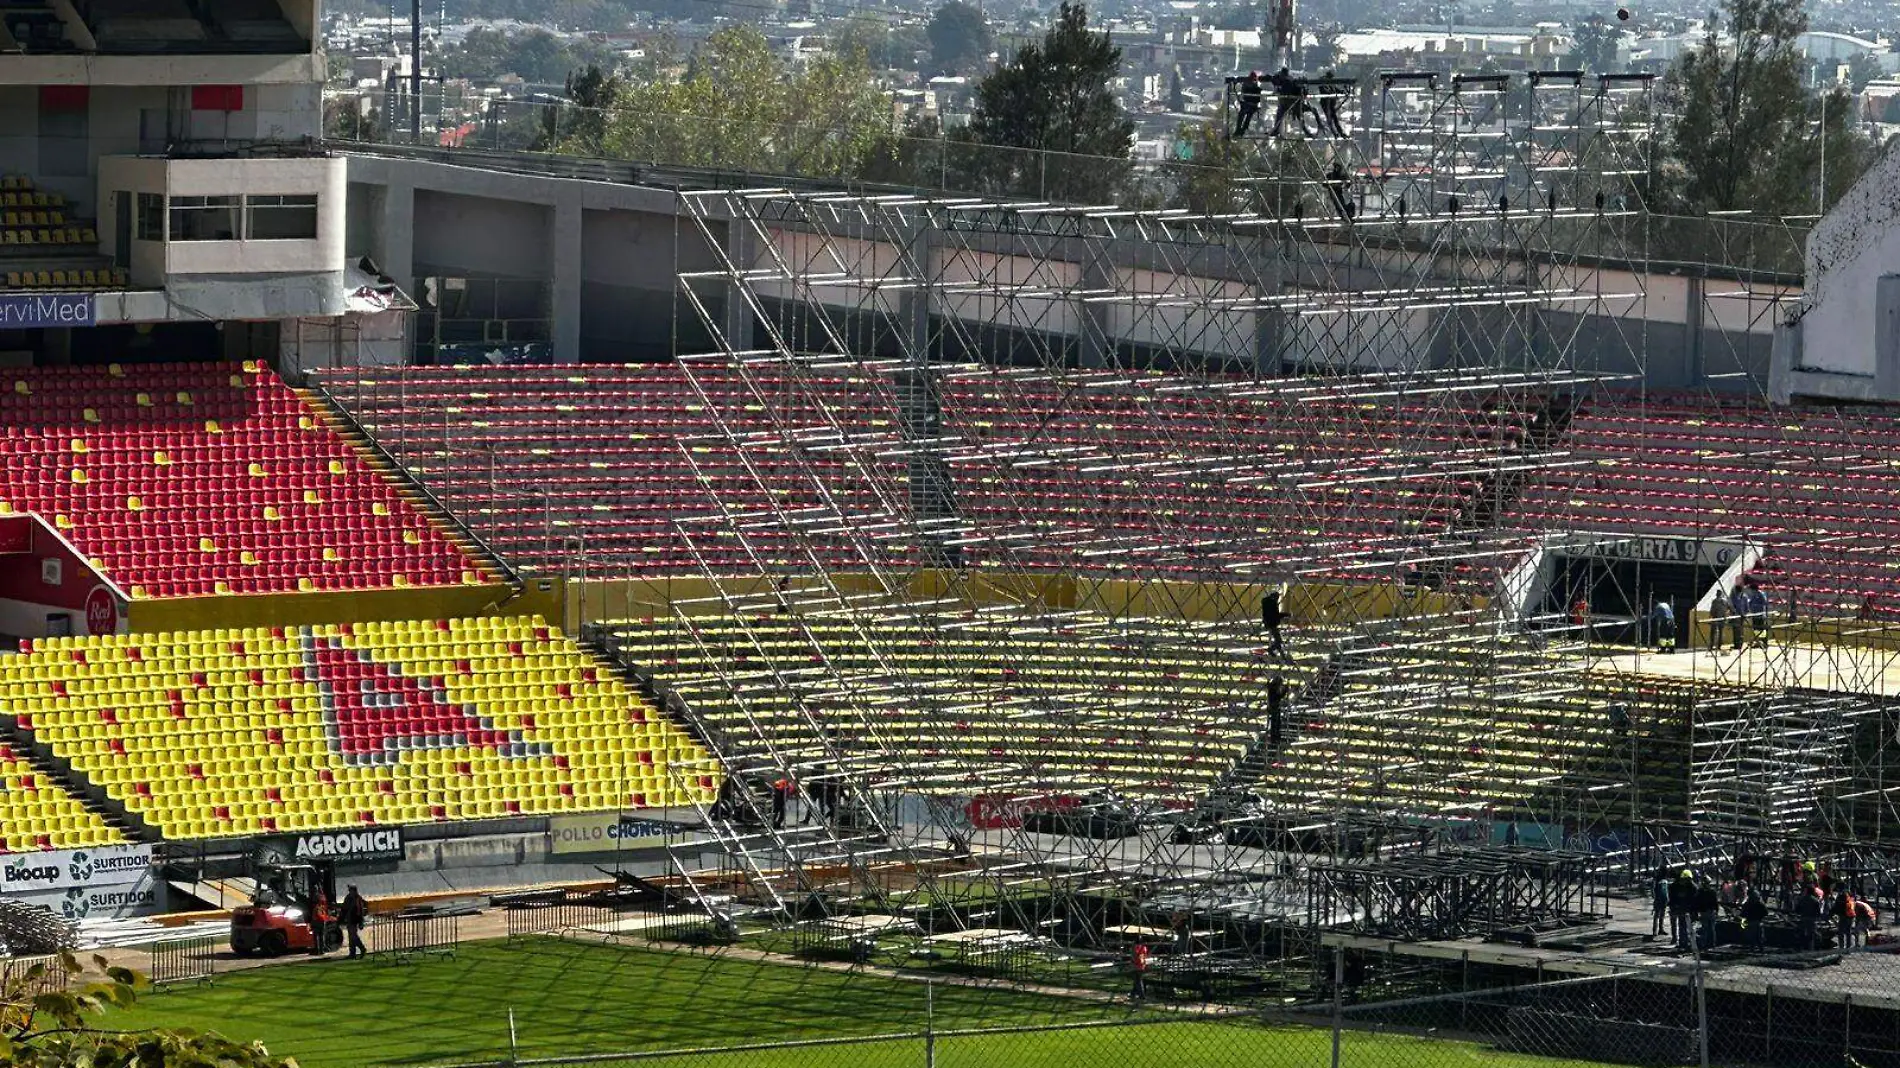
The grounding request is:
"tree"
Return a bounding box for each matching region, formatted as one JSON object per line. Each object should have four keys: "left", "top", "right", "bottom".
{"left": 0, "top": 952, "right": 288, "bottom": 1067}
{"left": 834, "top": 13, "right": 929, "bottom": 72}
{"left": 1167, "top": 68, "right": 1187, "bottom": 112}
{"left": 324, "top": 93, "right": 383, "bottom": 142}
{"left": 1657, "top": 0, "right": 1870, "bottom": 216}
{"left": 1214, "top": 1, "right": 1260, "bottom": 31}
{"left": 536, "top": 64, "right": 621, "bottom": 155}
{"left": 1567, "top": 16, "right": 1622, "bottom": 72}
{"left": 442, "top": 27, "right": 614, "bottom": 86}
{"left": 1164, "top": 121, "right": 1249, "bottom": 215}
{"left": 1847, "top": 52, "right": 1884, "bottom": 92}
{"left": 599, "top": 26, "right": 897, "bottom": 179}
{"left": 927, "top": 1, "right": 993, "bottom": 75}
{"left": 955, "top": 2, "right": 1134, "bottom": 201}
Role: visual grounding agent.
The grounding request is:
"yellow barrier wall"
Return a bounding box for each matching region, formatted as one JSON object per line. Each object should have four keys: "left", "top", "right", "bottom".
{"left": 534, "top": 570, "right": 1490, "bottom": 629}
{"left": 128, "top": 582, "right": 516, "bottom": 632}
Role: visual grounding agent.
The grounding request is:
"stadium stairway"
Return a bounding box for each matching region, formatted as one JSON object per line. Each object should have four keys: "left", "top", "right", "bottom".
{"left": 297, "top": 384, "right": 523, "bottom": 607}
{"left": 582, "top": 624, "right": 916, "bottom": 919}
{"left": 0, "top": 728, "right": 141, "bottom": 845}
{"left": 1210, "top": 640, "right": 1361, "bottom": 794}
{"left": 1689, "top": 688, "right": 1884, "bottom": 836}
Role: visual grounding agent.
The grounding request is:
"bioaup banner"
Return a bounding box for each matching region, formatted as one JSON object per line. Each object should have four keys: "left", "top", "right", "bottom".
{"left": 0, "top": 844, "right": 152, "bottom": 894}
{"left": 0, "top": 293, "right": 94, "bottom": 329}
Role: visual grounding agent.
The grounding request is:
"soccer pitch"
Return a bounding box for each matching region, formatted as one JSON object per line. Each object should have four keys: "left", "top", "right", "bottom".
{"left": 106, "top": 938, "right": 1614, "bottom": 1068}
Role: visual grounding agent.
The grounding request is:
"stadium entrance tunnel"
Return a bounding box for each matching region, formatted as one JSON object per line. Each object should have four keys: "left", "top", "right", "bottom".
{"left": 1539, "top": 534, "right": 1748, "bottom": 648}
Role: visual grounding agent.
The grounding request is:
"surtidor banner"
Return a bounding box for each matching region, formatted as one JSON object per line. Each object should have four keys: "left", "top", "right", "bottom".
{"left": 0, "top": 844, "right": 152, "bottom": 895}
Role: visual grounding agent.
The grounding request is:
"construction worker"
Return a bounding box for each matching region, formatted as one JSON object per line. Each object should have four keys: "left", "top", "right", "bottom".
{"left": 1668, "top": 868, "right": 1697, "bottom": 950}
{"left": 1739, "top": 883, "right": 1768, "bottom": 953}
{"left": 339, "top": 885, "right": 369, "bottom": 959}
{"left": 1268, "top": 67, "right": 1304, "bottom": 137}
{"left": 1261, "top": 586, "right": 1286, "bottom": 655}
{"left": 1232, "top": 71, "right": 1264, "bottom": 138}
{"left": 1649, "top": 597, "right": 1676, "bottom": 653}
{"left": 1130, "top": 942, "right": 1150, "bottom": 1000}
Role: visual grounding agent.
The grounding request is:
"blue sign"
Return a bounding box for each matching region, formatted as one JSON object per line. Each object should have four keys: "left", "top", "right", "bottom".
{"left": 0, "top": 294, "right": 94, "bottom": 329}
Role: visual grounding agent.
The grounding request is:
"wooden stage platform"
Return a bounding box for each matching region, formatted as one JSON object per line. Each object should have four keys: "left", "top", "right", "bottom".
{"left": 1323, "top": 891, "right": 1900, "bottom": 1009}
{"left": 1598, "top": 641, "right": 1900, "bottom": 697}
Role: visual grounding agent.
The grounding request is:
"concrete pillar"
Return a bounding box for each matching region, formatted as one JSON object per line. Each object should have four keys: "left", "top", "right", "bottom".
{"left": 1684, "top": 273, "right": 1706, "bottom": 387}
{"left": 373, "top": 180, "right": 414, "bottom": 297}
{"left": 1078, "top": 238, "right": 1115, "bottom": 369}
{"left": 1877, "top": 275, "right": 1900, "bottom": 400}
{"left": 723, "top": 220, "right": 756, "bottom": 354}
{"left": 899, "top": 223, "right": 934, "bottom": 369}
{"left": 550, "top": 199, "right": 583, "bottom": 364}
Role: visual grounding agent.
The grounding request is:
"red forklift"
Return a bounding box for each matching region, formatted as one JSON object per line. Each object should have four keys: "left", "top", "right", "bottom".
{"left": 230, "top": 861, "right": 342, "bottom": 957}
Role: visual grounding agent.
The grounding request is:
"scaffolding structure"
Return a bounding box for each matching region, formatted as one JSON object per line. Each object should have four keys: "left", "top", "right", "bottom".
{"left": 312, "top": 68, "right": 1900, "bottom": 971}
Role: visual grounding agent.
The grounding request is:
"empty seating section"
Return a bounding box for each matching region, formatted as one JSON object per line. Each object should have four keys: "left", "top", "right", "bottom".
{"left": 0, "top": 742, "right": 125, "bottom": 851}
{"left": 0, "top": 176, "right": 115, "bottom": 293}
{"left": 1254, "top": 649, "right": 1689, "bottom": 822}
{"left": 319, "top": 364, "right": 1537, "bottom": 581}
{"left": 935, "top": 373, "right": 1532, "bottom": 579}
{"left": 0, "top": 363, "right": 488, "bottom": 598}
{"left": 1509, "top": 394, "right": 1900, "bottom": 617}
{"left": 0, "top": 177, "right": 97, "bottom": 249}
{"left": 604, "top": 614, "right": 1303, "bottom": 800}
{"left": 317, "top": 365, "right": 917, "bottom": 576}
{"left": 1, "top": 618, "right": 716, "bottom": 840}
{"left": 0, "top": 1, "right": 72, "bottom": 51}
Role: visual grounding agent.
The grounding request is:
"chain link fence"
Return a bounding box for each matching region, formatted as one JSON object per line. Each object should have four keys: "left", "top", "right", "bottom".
{"left": 321, "top": 87, "right": 1811, "bottom": 278}
{"left": 363, "top": 929, "right": 1900, "bottom": 1068}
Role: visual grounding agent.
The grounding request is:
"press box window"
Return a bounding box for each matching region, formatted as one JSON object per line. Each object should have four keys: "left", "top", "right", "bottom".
{"left": 246, "top": 194, "right": 319, "bottom": 240}
{"left": 135, "top": 194, "right": 165, "bottom": 241}
{"left": 169, "top": 195, "right": 240, "bottom": 241}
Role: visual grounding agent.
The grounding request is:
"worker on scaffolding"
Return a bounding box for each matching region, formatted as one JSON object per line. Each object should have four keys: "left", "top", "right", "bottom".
{"left": 1648, "top": 596, "right": 1676, "bottom": 653}
{"left": 1268, "top": 66, "right": 1305, "bottom": 137}
{"left": 1231, "top": 71, "right": 1264, "bottom": 138}
{"left": 1316, "top": 69, "right": 1349, "bottom": 137}
{"left": 1710, "top": 581, "right": 1740, "bottom": 649}
{"left": 1668, "top": 867, "right": 1697, "bottom": 950}
{"left": 1735, "top": 577, "right": 1769, "bottom": 648}
{"left": 1325, "top": 160, "right": 1353, "bottom": 221}
{"left": 1261, "top": 585, "right": 1286, "bottom": 655}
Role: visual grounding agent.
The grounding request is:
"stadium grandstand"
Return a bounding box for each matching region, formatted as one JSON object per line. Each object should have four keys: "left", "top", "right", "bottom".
{"left": 4, "top": 3, "right": 1900, "bottom": 1067}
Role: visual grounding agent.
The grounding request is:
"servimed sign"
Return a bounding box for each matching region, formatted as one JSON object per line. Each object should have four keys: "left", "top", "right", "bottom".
{"left": 0, "top": 293, "right": 94, "bottom": 328}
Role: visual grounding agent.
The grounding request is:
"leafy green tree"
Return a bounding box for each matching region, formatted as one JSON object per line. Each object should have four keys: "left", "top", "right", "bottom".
{"left": 1567, "top": 15, "right": 1622, "bottom": 72}
{"left": 955, "top": 2, "right": 1133, "bottom": 202}
{"left": 1164, "top": 121, "right": 1251, "bottom": 215}
{"left": 324, "top": 94, "right": 382, "bottom": 142}
{"left": 927, "top": 1, "right": 993, "bottom": 74}
{"left": 0, "top": 952, "right": 289, "bottom": 1067}
{"left": 599, "top": 26, "right": 896, "bottom": 179}
{"left": 1847, "top": 52, "right": 1884, "bottom": 92}
{"left": 833, "top": 13, "right": 929, "bottom": 71}
{"left": 537, "top": 64, "right": 621, "bottom": 155}
{"left": 443, "top": 27, "right": 613, "bottom": 86}
{"left": 1214, "top": 1, "right": 1260, "bottom": 30}
{"left": 1657, "top": 0, "right": 1870, "bottom": 215}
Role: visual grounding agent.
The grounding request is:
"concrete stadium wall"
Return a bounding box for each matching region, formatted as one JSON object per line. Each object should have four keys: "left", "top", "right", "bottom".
{"left": 343, "top": 153, "right": 1782, "bottom": 392}
{"left": 1772, "top": 146, "right": 1900, "bottom": 403}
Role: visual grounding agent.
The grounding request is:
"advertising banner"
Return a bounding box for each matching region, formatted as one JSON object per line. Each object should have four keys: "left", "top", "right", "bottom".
{"left": 257, "top": 828, "right": 405, "bottom": 865}
{"left": 549, "top": 812, "right": 687, "bottom": 855}
{"left": 0, "top": 844, "right": 152, "bottom": 894}
{"left": 13, "top": 882, "right": 162, "bottom": 921}
{"left": 0, "top": 294, "right": 94, "bottom": 329}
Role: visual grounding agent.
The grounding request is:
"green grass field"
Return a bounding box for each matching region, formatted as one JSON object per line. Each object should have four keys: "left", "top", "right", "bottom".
{"left": 105, "top": 938, "right": 1614, "bottom": 1068}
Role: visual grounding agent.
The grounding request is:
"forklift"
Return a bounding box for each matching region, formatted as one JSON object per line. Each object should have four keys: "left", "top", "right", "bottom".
{"left": 230, "top": 860, "right": 343, "bottom": 957}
